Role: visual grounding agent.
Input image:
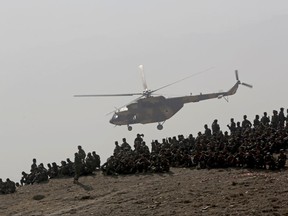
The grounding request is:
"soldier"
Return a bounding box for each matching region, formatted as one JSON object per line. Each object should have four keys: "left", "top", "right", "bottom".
{"left": 121, "top": 138, "right": 132, "bottom": 151}
{"left": 265, "top": 152, "right": 276, "bottom": 170}
{"left": 4, "top": 178, "right": 16, "bottom": 194}
{"left": 85, "top": 152, "right": 95, "bottom": 174}
{"left": 34, "top": 164, "right": 49, "bottom": 183}
{"left": 204, "top": 124, "right": 212, "bottom": 137}
{"left": 235, "top": 121, "right": 242, "bottom": 134}
{"left": 20, "top": 171, "right": 29, "bottom": 185}
{"left": 253, "top": 115, "right": 261, "bottom": 128}
{"left": 271, "top": 110, "right": 279, "bottom": 129}
{"left": 59, "top": 161, "right": 70, "bottom": 176}
{"left": 66, "top": 158, "right": 75, "bottom": 176}
{"left": 78, "top": 145, "right": 86, "bottom": 162}
{"left": 0, "top": 178, "right": 3, "bottom": 194}
{"left": 134, "top": 133, "right": 144, "bottom": 144}
{"left": 227, "top": 118, "right": 236, "bottom": 134}
{"left": 73, "top": 152, "right": 82, "bottom": 184}
{"left": 277, "top": 149, "right": 287, "bottom": 168}
{"left": 92, "top": 151, "right": 101, "bottom": 169}
{"left": 261, "top": 112, "right": 270, "bottom": 126}
{"left": 242, "top": 115, "right": 252, "bottom": 129}
{"left": 278, "top": 107, "right": 286, "bottom": 128}
{"left": 51, "top": 162, "right": 59, "bottom": 178}
{"left": 211, "top": 119, "right": 220, "bottom": 135}
{"left": 286, "top": 108, "right": 288, "bottom": 125}
{"left": 113, "top": 141, "right": 121, "bottom": 156}
{"left": 30, "top": 158, "right": 37, "bottom": 173}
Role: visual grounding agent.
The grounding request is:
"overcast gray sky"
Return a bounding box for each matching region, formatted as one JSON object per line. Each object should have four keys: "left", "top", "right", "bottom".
{"left": 1, "top": 1, "right": 288, "bottom": 181}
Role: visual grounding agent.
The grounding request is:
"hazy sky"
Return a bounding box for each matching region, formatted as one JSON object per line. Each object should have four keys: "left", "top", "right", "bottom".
{"left": 1, "top": 1, "right": 288, "bottom": 181}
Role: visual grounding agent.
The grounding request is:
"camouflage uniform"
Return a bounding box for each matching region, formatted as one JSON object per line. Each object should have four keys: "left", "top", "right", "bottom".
{"left": 78, "top": 145, "right": 86, "bottom": 162}
{"left": 74, "top": 153, "right": 82, "bottom": 183}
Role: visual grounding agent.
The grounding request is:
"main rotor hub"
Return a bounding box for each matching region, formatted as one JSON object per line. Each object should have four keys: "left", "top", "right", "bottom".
{"left": 143, "top": 89, "right": 152, "bottom": 97}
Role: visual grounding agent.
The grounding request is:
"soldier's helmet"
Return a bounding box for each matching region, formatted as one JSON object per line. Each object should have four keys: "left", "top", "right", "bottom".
{"left": 244, "top": 115, "right": 247, "bottom": 119}
{"left": 231, "top": 118, "right": 234, "bottom": 122}
{"left": 78, "top": 145, "right": 82, "bottom": 149}
{"left": 280, "top": 107, "right": 284, "bottom": 111}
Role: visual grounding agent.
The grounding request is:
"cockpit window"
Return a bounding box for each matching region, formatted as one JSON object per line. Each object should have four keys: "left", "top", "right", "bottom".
{"left": 113, "top": 114, "right": 119, "bottom": 119}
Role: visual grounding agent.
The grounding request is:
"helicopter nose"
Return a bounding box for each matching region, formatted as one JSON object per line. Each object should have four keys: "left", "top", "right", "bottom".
{"left": 109, "top": 118, "right": 113, "bottom": 124}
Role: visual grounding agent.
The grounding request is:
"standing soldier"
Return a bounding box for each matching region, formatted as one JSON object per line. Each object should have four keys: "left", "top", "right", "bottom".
{"left": 211, "top": 119, "right": 220, "bottom": 135}
{"left": 204, "top": 124, "right": 212, "bottom": 137}
{"left": 227, "top": 118, "right": 236, "bottom": 134}
{"left": 73, "top": 153, "right": 82, "bottom": 184}
{"left": 253, "top": 115, "right": 261, "bottom": 128}
{"left": 77, "top": 145, "right": 86, "bottom": 162}
{"left": 30, "top": 158, "right": 37, "bottom": 173}
{"left": 121, "top": 138, "right": 132, "bottom": 151}
{"left": 278, "top": 107, "right": 286, "bottom": 128}
{"left": 113, "top": 141, "right": 121, "bottom": 156}
{"left": 271, "top": 110, "right": 279, "bottom": 129}
{"left": 242, "top": 115, "right": 252, "bottom": 129}
{"left": 261, "top": 112, "right": 270, "bottom": 126}
{"left": 236, "top": 121, "right": 242, "bottom": 134}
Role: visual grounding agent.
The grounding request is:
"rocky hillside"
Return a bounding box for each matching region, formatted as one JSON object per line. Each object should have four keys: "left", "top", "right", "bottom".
{"left": 1, "top": 167, "right": 288, "bottom": 216}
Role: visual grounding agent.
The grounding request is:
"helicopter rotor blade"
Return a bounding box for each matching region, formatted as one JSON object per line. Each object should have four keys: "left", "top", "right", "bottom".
{"left": 74, "top": 93, "right": 143, "bottom": 97}
{"left": 139, "top": 65, "right": 148, "bottom": 91}
{"left": 150, "top": 67, "right": 214, "bottom": 94}
{"left": 241, "top": 82, "right": 253, "bottom": 88}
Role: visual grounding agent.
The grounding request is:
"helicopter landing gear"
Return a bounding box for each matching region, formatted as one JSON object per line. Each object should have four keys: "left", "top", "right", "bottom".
{"left": 157, "top": 124, "right": 163, "bottom": 130}
{"left": 157, "top": 122, "right": 165, "bottom": 130}
{"left": 127, "top": 125, "right": 132, "bottom": 131}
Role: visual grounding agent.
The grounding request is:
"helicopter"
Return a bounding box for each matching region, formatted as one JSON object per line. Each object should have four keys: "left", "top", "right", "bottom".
{"left": 75, "top": 65, "right": 252, "bottom": 131}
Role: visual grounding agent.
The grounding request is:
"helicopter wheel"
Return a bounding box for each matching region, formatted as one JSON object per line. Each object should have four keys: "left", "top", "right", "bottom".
{"left": 157, "top": 124, "right": 163, "bottom": 130}
{"left": 128, "top": 125, "right": 132, "bottom": 131}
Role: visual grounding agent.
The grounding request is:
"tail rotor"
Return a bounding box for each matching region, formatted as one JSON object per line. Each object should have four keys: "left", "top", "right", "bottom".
{"left": 235, "top": 70, "right": 253, "bottom": 88}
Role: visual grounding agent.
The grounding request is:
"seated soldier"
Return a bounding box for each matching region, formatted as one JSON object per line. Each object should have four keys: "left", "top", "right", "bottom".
{"left": 277, "top": 149, "right": 287, "bottom": 169}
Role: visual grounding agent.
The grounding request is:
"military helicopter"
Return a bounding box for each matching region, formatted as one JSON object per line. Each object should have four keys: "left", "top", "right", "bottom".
{"left": 75, "top": 65, "right": 252, "bottom": 131}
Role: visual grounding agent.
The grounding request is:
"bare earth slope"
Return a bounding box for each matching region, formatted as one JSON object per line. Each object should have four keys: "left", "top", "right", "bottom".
{"left": 1, "top": 168, "right": 288, "bottom": 216}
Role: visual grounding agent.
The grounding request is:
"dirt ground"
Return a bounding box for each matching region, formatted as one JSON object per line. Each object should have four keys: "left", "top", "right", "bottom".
{"left": 1, "top": 167, "right": 288, "bottom": 216}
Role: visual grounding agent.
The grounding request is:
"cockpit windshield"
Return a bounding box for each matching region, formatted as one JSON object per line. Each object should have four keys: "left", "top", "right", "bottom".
{"left": 112, "top": 114, "right": 119, "bottom": 119}
{"left": 117, "top": 107, "right": 128, "bottom": 112}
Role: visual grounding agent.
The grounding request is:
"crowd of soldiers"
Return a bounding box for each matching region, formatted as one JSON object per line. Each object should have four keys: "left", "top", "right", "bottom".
{"left": 0, "top": 178, "right": 16, "bottom": 194}
{"left": 102, "top": 108, "right": 288, "bottom": 175}
{"left": 101, "top": 136, "right": 170, "bottom": 175}
{"left": 20, "top": 146, "right": 101, "bottom": 186}
{"left": 1, "top": 108, "right": 288, "bottom": 194}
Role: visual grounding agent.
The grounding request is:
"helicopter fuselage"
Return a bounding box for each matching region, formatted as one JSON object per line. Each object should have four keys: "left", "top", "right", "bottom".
{"left": 109, "top": 96, "right": 184, "bottom": 126}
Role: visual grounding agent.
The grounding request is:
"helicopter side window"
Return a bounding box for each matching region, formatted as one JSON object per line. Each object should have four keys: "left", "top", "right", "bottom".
{"left": 113, "top": 114, "right": 119, "bottom": 119}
